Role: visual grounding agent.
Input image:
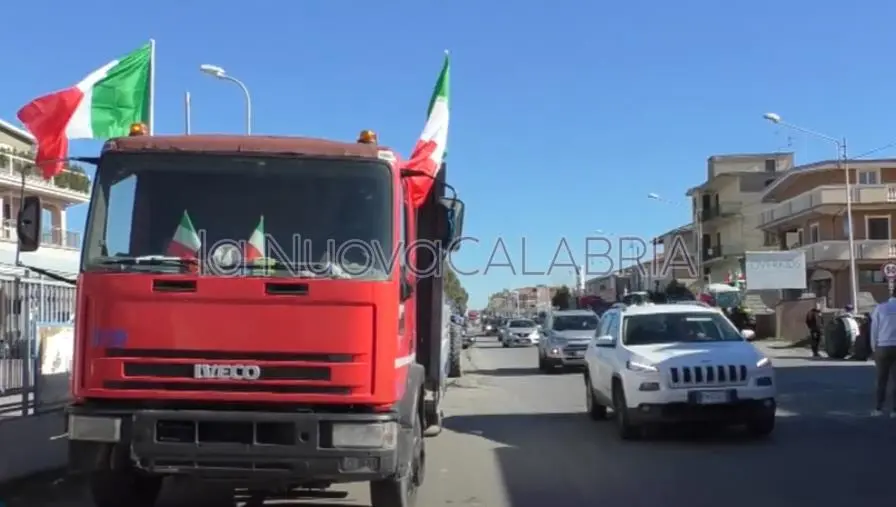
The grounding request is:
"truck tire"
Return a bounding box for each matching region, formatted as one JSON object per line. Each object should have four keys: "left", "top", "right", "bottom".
{"left": 447, "top": 328, "right": 463, "bottom": 378}
{"left": 370, "top": 412, "right": 423, "bottom": 507}
{"left": 89, "top": 469, "right": 162, "bottom": 507}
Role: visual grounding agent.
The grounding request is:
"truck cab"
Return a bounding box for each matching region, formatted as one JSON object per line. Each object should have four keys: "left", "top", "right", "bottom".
{"left": 15, "top": 127, "right": 465, "bottom": 507}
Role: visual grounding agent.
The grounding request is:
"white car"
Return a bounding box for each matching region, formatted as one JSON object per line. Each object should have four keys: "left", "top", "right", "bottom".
{"left": 500, "top": 318, "right": 540, "bottom": 347}
{"left": 584, "top": 303, "right": 776, "bottom": 440}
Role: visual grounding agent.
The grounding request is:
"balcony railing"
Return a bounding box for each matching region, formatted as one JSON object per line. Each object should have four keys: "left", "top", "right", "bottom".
{"left": 760, "top": 184, "right": 896, "bottom": 226}
{"left": 699, "top": 201, "right": 742, "bottom": 222}
{"left": 800, "top": 240, "right": 896, "bottom": 264}
{"left": 0, "top": 220, "right": 81, "bottom": 249}
{"left": 0, "top": 149, "right": 91, "bottom": 195}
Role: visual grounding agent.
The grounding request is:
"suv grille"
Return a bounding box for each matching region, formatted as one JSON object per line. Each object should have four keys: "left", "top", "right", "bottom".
{"left": 563, "top": 343, "right": 588, "bottom": 353}
{"left": 669, "top": 364, "right": 748, "bottom": 388}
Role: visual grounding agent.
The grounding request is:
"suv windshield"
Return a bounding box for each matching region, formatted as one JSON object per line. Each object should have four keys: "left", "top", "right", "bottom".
{"left": 83, "top": 153, "right": 393, "bottom": 278}
{"left": 623, "top": 312, "right": 742, "bottom": 345}
{"left": 553, "top": 315, "right": 598, "bottom": 331}
{"left": 509, "top": 319, "right": 535, "bottom": 328}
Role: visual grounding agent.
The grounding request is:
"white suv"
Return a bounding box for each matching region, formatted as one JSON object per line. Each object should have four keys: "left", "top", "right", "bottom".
{"left": 583, "top": 303, "right": 776, "bottom": 440}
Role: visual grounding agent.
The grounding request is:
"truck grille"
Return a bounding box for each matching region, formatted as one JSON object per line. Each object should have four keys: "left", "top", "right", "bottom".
{"left": 668, "top": 364, "right": 748, "bottom": 388}
{"left": 100, "top": 348, "right": 357, "bottom": 395}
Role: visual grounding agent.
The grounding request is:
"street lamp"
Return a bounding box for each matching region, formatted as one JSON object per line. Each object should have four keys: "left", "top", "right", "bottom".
{"left": 647, "top": 192, "right": 704, "bottom": 274}
{"left": 762, "top": 112, "right": 857, "bottom": 310}
{"left": 200, "top": 64, "right": 252, "bottom": 134}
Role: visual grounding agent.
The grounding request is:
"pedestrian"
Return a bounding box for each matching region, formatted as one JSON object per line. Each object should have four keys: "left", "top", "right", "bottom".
{"left": 870, "top": 286, "right": 896, "bottom": 417}
{"left": 805, "top": 302, "right": 824, "bottom": 358}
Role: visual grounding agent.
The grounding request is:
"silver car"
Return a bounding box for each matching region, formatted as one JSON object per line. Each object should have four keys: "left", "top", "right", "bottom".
{"left": 501, "top": 318, "right": 540, "bottom": 347}
{"left": 537, "top": 310, "right": 599, "bottom": 370}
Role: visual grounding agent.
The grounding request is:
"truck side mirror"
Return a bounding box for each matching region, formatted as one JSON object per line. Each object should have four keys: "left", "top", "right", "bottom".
{"left": 439, "top": 197, "right": 465, "bottom": 252}
{"left": 17, "top": 196, "right": 42, "bottom": 253}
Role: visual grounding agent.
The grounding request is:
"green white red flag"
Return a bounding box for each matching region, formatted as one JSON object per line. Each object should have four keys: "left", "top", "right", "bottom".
{"left": 245, "top": 216, "right": 265, "bottom": 262}
{"left": 16, "top": 42, "right": 153, "bottom": 179}
{"left": 167, "top": 211, "right": 201, "bottom": 259}
{"left": 404, "top": 52, "right": 450, "bottom": 207}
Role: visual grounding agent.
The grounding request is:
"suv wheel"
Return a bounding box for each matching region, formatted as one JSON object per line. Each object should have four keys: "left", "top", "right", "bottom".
{"left": 746, "top": 413, "right": 775, "bottom": 438}
{"left": 612, "top": 382, "right": 640, "bottom": 440}
{"left": 585, "top": 375, "right": 607, "bottom": 420}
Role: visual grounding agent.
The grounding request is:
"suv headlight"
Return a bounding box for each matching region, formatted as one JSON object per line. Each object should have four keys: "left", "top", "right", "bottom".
{"left": 626, "top": 360, "right": 658, "bottom": 372}
{"left": 756, "top": 357, "right": 772, "bottom": 368}
{"left": 529, "top": 331, "right": 540, "bottom": 338}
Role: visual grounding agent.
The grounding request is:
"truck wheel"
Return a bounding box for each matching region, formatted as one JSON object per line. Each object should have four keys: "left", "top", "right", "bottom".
{"left": 89, "top": 469, "right": 162, "bottom": 507}
{"left": 448, "top": 329, "right": 463, "bottom": 378}
{"left": 370, "top": 412, "right": 423, "bottom": 507}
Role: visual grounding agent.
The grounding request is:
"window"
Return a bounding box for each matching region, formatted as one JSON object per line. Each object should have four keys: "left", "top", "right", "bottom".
{"left": 597, "top": 312, "right": 616, "bottom": 337}
{"left": 808, "top": 222, "right": 820, "bottom": 243}
{"left": 552, "top": 314, "right": 599, "bottom": 331}
{"left": 622, "top": 312, "right": 742, "bottom": 345}
{"left": 859, "top": 269, "right": 886, "bottom": 284}
{"left": 765, "top": 159, "right": 776, "bottom": 172}
{"left": 763, "top": 231, "right": 778, "bottom": 246}
{"left": 866, "top": 215, "right": 891, "bottom": 240}
{"left": 796, "top": 228, "right": 804, "bottom": 246}
{"left": 83, "top": 153, "right": 395, "bottom": 279}
{"left": 858, "top": 169, "right": 880, "bottom": 185}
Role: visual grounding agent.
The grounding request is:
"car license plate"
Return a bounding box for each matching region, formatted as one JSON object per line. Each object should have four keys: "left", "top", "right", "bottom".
{"left": 696, "top": 391, "right": 729, "bottom": 404}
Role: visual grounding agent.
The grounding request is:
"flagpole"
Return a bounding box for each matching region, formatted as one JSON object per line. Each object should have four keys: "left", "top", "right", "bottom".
{"left": 185, "top": 91, "right": 192, "bottom": 134}
{"left": 148, "top": 39, "right": 156, "bottom": 135}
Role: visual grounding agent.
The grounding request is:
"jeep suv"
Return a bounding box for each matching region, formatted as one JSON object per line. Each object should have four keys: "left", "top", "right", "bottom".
{"left": 583, "top": 303, "right": 776, "bottom": 439}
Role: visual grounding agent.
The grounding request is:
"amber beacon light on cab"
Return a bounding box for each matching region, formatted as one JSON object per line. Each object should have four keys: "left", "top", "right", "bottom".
{"left": 15, "top": 124, "right": 466, "bottom": 507}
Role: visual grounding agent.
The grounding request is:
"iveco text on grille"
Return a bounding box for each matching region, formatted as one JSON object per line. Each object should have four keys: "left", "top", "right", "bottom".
{"left": 193, "top": 364, "right": 262, "bottom": 380}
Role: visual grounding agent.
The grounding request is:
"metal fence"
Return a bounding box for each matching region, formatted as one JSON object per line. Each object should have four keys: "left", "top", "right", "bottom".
{"left": 0, "top": 273, "right": 76, "bottom": 416}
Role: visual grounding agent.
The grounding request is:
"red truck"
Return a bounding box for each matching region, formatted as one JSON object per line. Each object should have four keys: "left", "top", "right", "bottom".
{"left": 15, "top": 126, "right": 465, "bottom": 507}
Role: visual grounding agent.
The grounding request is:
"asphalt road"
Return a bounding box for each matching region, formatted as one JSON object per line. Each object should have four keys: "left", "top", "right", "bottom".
{"left": 7, "top": 334, "right": 896, "bottom": 506}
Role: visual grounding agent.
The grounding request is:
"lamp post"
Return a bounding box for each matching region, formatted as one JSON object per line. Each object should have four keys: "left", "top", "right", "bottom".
{"left": 762, "top": 113, "right": 858, "bottom": 310}
{"left": 647, "top": 193, "right": 704, "bottom": 286}
{"left": 200, "top": 64, "right": 252, "bottom": 134}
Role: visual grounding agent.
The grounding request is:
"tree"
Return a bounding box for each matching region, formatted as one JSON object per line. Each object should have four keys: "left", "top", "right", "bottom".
{"left": 442, "top": 262, "right": 468, "bottom": 314}
{"left": 552, "top": 285, "right": 573, "bottom": 310}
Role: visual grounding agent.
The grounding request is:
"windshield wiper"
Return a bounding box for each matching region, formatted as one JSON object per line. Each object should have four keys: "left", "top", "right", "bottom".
{"left": 94, "top": 255, "right": 197, "bottom": 269}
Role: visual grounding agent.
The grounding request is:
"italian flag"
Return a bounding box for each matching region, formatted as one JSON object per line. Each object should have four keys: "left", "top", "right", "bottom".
{"left": 16, "top": 42, "right": 153, "bottom": 179}
{"left": 167, "top": 211, "right": 201, "bottom": 259}
{"left": 245, "top": 216, "right": 265, "bottom": 262}
{"left": 404, "top": 52, "right": 450, "bottom": 207}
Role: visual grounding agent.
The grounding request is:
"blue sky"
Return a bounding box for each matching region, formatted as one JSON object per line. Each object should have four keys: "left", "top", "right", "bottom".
{"left": 3, "top": 0, "right": 896, "bottom": 308}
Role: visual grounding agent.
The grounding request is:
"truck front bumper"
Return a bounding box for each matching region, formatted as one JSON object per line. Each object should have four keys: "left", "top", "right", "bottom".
{"left": 67, "top": 405, "right": 401, "bottom": 485}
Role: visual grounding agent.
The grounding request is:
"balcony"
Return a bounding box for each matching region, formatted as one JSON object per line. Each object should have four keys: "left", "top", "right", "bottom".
{"left": 0, "top": 220, "right": 81, "bottom": 250}
{"left": 0, "top": 149, "right": 91, "bottom": 203}
{"left": 702, "top": 243, "right": 748, "bottom": 263}
{"left": 800, "top": 240, "right": 896, "bottom": 264}
{"left": 760, "top": 184, "right": 896, "bottom": 228}
{"left": 699, "top": 201, "right": 742, "bottom": 222}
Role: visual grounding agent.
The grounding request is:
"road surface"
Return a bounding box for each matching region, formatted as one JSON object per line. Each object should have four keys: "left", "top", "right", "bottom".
{"left": 5, "top": 335, "right": 895, "bottom": 506}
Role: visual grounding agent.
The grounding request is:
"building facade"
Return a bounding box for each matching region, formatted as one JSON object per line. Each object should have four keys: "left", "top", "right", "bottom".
{"left": 0, "top": 119, "right": 90, "bottom": 274}
{"left": 687, "top": 152, "right": 793, "bottom": 284}
{"left": 758, "top": 158, "right": 896, "bottom": 307}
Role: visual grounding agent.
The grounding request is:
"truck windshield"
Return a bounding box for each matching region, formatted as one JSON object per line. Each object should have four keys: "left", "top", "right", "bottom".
{"left": 82, "top": 153, "right": 394, "bottom": 279}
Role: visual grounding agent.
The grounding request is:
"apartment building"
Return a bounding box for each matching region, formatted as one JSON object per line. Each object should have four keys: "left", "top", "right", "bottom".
{"left": 515, "top": 285, "right": 555, "bottom": 312}
{"left": 687, "top": 152, "right": 794, "bottom": 284}
{"left": 758, "top": 159, "right": 896, "bottom": 306}
{"left": 584, "top": 269, "right": 633, "bottom": 301}
{"left": 0, "top": 118, "right": 90, "bottom": 274}
{"left": 632, "top": 223, "right": 698, "bottom": 291}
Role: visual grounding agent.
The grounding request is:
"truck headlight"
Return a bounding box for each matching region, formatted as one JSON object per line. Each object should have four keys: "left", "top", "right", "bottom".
{"left": 68, "top": 415, "right": 121, "bottom": 442}
{"left": 331, "top": 422, "right": 398, "bottom": 449}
